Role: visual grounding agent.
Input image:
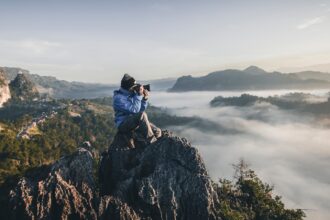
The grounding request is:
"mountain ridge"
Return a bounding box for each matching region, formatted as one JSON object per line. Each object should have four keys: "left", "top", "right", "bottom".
{"left": 170, "top": 66, "right": 330, "bottom": 92}
{"left": 1, "top": 67, "right": 117, "bottom": 99}
{"left": 1, "top": 66, "right": 178, "bottom": 98}
{"left": 244, "top": 65, "right": 269, "bottom": 75}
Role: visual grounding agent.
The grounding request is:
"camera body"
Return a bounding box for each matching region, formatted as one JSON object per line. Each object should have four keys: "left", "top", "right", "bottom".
{"left": 133, "top": 84, "right": 151, "bottom": 93}
{"left": 143, "top": 84, "right": 151, "bottom": 91}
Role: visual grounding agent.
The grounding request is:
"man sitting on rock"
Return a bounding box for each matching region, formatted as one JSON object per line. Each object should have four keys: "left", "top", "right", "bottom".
{"left": 113, "top": 73, "right": 162, "bottom": 147}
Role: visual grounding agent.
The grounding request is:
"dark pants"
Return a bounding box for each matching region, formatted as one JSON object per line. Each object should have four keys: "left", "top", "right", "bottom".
{"left": 118, "top": 112, "right": 162, "bottom": 144}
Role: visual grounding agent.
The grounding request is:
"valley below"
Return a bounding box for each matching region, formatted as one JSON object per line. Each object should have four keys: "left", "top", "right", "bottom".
{"left": 0, "top": 66, "right": 329, "bottom": 219}
{"left": 150, "top": 90, "right": 330, "bottom": 220}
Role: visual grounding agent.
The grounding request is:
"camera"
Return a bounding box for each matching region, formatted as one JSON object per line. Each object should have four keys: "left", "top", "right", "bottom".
{"left": 133, "top": 84, "right": 151, "bottom": 92}
{"left": 143, "top": 84, "right": 151, "bottom": 91}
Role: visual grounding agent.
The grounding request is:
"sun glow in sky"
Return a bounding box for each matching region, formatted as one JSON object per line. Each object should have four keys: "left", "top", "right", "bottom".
{"left": 1, "top": 0, "right": 330, "bottom": 83}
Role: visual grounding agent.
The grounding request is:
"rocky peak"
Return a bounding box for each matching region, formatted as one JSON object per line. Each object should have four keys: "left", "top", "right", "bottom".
{"left": 0, "top": 67, "right": 30, "bottom": 81}
{"left": 100, "top": 130, "right": 219, "bottom": 219}
{"left": 8, "top": 131, "right": 220, "bottom": 219}
{"left": 9, "top": 72, "right": 39, "bottom": 101}
{"left": 9, "top": 148, "right": 98, "bottom": 219}
{"left": 244, "top": 65, "right": 268, "bottom": 75}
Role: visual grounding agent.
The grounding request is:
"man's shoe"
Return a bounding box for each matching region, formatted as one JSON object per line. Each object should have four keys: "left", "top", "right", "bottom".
{"left": 134, "top": 134, "right": 157, "bottom": 147}
{"left": 148, "top": 136, "right": 158, "bottom": 144}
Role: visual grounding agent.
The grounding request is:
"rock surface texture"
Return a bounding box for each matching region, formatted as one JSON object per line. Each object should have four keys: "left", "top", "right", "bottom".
{"left": 9, "top": 73, "right": 39, "bottom": 101}
{"left": 100, "top": 130, "right": 219, "bottom": 220}
{"left": 0, "top": 68, "right": 11, "bottom": 107}
{"left": 9, "top": 148, "right": 98, "bottom": 219}
{"left": 9, "top": 131, "right": 220, "bottom": 220}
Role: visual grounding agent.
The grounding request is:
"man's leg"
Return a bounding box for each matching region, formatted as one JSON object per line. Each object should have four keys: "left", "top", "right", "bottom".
{"left": 118, "top": 112, "right": 156, "bottom": 144}
{"left": 150, "top": 122, "right": 162, "bottom": 139}
{"left": 118, "top": 114, "right": 140, "bottom": 133}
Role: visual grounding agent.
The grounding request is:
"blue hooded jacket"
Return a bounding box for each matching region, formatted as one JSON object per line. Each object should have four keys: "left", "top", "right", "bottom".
{"left": 113, "top": 87, "right": 148, "bottom": 127}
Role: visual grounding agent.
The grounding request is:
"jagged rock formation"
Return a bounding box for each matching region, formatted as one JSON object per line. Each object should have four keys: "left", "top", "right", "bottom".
{"left": 9, "top": 73, "right": 39, "bottom": 101}
{"left": 0, "top": 68, "right": 11, "bottom": 107}
{"left": 98, "top": 196, "right": 140, "bottom": 220}
{"left": 101, "top": 130, "right": 219, "bottom": 220}
{"left": 9, "top": 148, "right": 98, "bottom": 219}
{"left": 9, "top": 131, "right": 220, "bottom": 220}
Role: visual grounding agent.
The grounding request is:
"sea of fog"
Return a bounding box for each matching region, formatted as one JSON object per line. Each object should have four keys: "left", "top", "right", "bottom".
{"left": 149, "top": 90, "right": 330, "bottom": 220}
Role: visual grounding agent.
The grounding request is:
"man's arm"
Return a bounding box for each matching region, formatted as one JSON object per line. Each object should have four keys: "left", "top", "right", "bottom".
{"left": 140, "top": 89, "right": 149, "bottom": 112}
{"left": 113, "top": 93, "right": 144, "bottom": 114}
{"left": 140, "top": 97, "right": 148, "bottom": 112}
{"left": 114, "top": 85, "right": 146, "bottom": 114}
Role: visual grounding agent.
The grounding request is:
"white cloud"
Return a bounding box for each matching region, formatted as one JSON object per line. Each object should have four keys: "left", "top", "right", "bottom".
{"left": 151, "top": 90, "right": 330, "bottom": 220}
{"left": 297, "top": 16, "right": 325, "bottom": 29}
{"left": 17, "top": 40, "right": 61, "bottom": 54}
{"left": 0, "top": 39, "right": 62, "bottom": 55}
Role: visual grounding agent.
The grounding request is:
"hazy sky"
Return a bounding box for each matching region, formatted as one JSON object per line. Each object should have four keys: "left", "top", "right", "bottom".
{"left": 1, "top": 0, "right": 330, "bottom": 83}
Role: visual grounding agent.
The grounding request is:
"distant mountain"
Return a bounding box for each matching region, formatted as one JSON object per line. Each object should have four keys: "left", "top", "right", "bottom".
{"left": 139, "top": 77, "right": 177, "bottom": 91}
{"left": 1, "top": 67, "right": 175, "bottom": 99}
{"left": 210, "top": 93, "right": 330, "bottom": 117}
{"left": 243, "top": 65, "right": 268, "bottom": 75}
{"left": 169, "top": 66, "right": 330, "bottom": 92}
{"left": 1, "top": 67, "right": 29, "bottom": 81}
{"left": 1, "top": 67, "right": 117, "bottom": 99}
{"left": 289, "top": 71, "right": 330, "bottom": 82}
{"left": 278, "top": 63, "right": 330, "bottom": 73}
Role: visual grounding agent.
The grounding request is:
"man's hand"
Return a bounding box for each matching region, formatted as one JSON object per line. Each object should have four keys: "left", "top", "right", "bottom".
{"left": 137, "top": 85, "right": 144, "bottom": 95}
{"left": 143, "top": 88, "right": 149, "bottom": 99}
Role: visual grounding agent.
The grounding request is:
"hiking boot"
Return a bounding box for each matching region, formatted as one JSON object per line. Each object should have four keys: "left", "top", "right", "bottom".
{"left": 148, "top": 135, "right": 158, "bottom": 144}
{"left": 133, "top": 132, "right": 157, "bottom": 147}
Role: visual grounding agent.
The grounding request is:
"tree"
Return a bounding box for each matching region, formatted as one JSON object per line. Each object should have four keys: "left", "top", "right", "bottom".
{"left": 214, "top": 159, "right": 305, "bottom": 220}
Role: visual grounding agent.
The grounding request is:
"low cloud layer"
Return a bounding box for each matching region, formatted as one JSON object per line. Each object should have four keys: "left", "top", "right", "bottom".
{"left": 151, "top": 90, "right": 330, "bottom": 220}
